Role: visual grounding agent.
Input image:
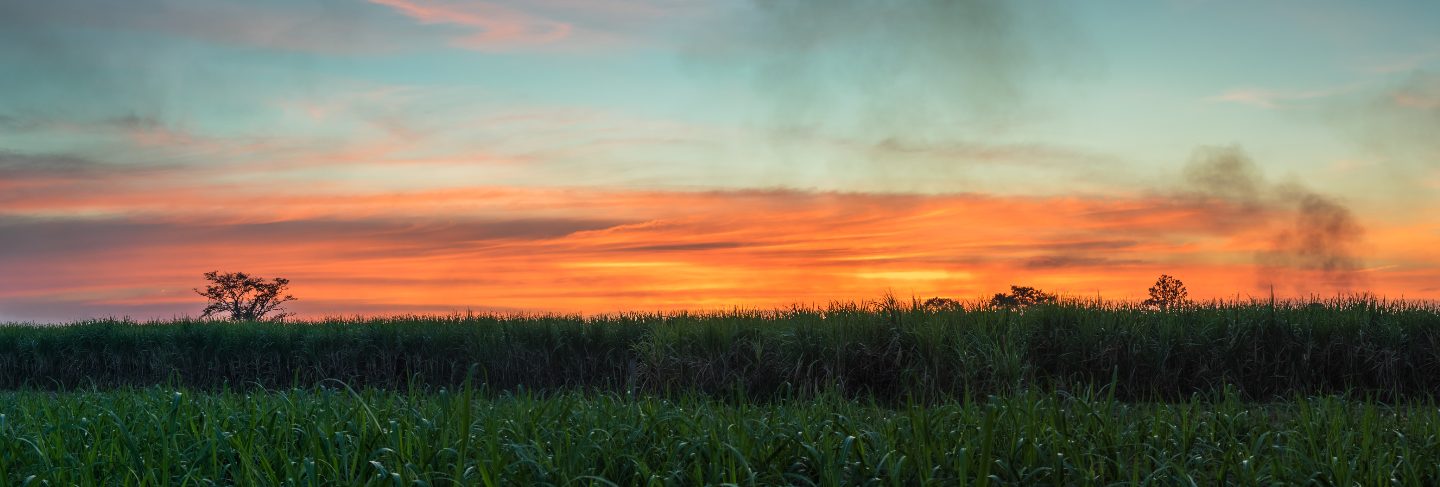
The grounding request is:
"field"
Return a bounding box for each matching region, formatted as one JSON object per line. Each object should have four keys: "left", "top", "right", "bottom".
{"left": 2, "top": 297, "right": 1439, "bottom": 484}
{"left": 3, "top": 388, "right": 1439, "bottom": 485}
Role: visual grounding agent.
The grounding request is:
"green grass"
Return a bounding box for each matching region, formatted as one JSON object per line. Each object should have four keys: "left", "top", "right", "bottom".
{"left": 0, "top": 386, "right": 1437, "bottom": 485}
{"left": 3, "top": 298, "right": 1439, "bottom": 484}
{"left": 1, "top": 297, "right": 1437, "bottom": 400}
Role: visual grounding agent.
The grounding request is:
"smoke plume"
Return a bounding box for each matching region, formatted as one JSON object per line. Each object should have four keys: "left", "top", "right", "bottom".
{"left": 693, "top": 0, "right": 1094, "bottom": 182}
{"left": 1180, "top": 146, "right": 1365, "bottom": 294}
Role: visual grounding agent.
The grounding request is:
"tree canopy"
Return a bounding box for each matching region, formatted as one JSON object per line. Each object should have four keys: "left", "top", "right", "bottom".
{"left": 989, "top": 286, "right": 1057, "bottom": 308}
{"left": 1142, "top": 274, "right": 1189, "bottom": 310}
{"left": 194, "top": 271, "right": 296, "bottom": 321}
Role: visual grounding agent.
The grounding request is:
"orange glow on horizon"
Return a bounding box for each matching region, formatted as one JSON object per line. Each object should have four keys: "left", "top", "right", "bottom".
{"left": 3, "top": 183, "right": 1436, "bottom": 321}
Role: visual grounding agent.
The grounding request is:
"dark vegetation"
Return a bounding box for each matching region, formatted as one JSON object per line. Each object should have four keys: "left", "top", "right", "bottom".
{"left": 195, "top": 270, "right": 296, "bottom": 321}
{"left": 4, "top": 272, "right": 1438, "bottom": 484}
{"left": 988, "top": 285, "right": 1058, "bottom": 308}
{"left": 1143, "top": 274, "right": 1190, "bottom": 310}
{"left": 3, "top": 296, "right": 1438, "bottom": 401}
{"left": 1, "top": 388, "right": 1435, "bottom": 485}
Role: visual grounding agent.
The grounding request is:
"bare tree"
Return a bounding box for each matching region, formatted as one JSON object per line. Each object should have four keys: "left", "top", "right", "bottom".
{"left": 1142, "top": 274, "right": 1189, "bottom": 310}
{"left": 195, "top": 271, "right": 296, "bottom": 321}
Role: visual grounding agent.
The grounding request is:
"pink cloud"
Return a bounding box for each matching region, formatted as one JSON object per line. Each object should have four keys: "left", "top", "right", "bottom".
{"left": 1393, "top": 92, "right": 1440, "bottom": 109}
{"left": 370, "top": 0, "right": 573, "bottom": 50}
{"left": 4, "top": 185, "right": 1436, "bottom": 322}
{"left": 1206, "top": 87, "right": 1344, "bottom": 109}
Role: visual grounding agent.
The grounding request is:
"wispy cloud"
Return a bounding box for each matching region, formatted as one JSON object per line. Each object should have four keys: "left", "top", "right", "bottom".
{"left": 366, "top": 0, "right": 699, "bottom": 51}
{"left": 0, "top": 0, "right": 421, "bottom": 54}
{"left": 3, "top": 184, "right": 1435, "bottom": 322}
{"left": 1364, "top": 47, "right": 1440, "bottom": 74}
{"left": 369, "top": 0, "right": 573, "bottom": 50}
{"left": 1384, "top": 72, "right": 1440, "bottom": 110}
{"left": 1205, "top": 86, "right": 1353, "bottom": 109}
{"left": 0, "top": 152, "right": 116, "bottom": 180}
{"left": 0, "top": 0, "right": 686, "bottom": 55}
{"left": 1336, "top": 72, "right": 1440, "bottom": 176}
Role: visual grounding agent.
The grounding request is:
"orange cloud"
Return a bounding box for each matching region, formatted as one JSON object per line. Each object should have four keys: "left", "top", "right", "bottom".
{"left": 3, "top": 185, "right": 1436, "bottom": 322}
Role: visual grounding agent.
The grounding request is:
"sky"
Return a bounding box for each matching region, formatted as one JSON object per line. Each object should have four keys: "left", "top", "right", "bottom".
{"left": 1, "top": 0, "right": 1438, "bottom": 321}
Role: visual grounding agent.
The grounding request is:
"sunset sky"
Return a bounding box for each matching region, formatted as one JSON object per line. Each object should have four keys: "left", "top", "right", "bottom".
{"left": 2, "top": 0, "right": 1438, "bottom": 321}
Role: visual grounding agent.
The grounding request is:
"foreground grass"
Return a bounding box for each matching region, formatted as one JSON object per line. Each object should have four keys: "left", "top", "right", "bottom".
{"left": 1, "top": 387, "right": 1437, "bottom": 485}
{"left": 1, "top": 297, "right": 1438, "bottom": 400}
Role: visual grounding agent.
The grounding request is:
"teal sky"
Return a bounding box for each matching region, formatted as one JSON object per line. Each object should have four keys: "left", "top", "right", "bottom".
{"left": 1, "top": 0, "right": 1435, "bottom": 195}
{"left": 2, "top": 0, "right": 1438, "bottom": 321}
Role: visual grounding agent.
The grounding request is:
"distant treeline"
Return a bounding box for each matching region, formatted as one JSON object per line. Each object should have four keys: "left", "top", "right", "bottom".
{"left": 2, "top": 297, "right": 1438, "bottom": 401}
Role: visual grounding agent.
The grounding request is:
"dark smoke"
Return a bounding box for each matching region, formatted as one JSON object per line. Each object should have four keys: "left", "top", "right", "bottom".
{"left": 732, "top": 0, "right": 1051, "bottom": 122}
{"left": 1179, "top": 146, "right": 1366, "bottom": 293}
{"left": 1182, "top": 146, "right": 1266, "bottom": 213}
{"left": 693, "top": 0, "right": 1095, "bottom": 181}
{"left": 1257, "top": 191, "right": 1364, "bottom": 289}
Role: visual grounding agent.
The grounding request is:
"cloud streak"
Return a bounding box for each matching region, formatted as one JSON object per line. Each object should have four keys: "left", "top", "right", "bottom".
{"left": 1206, "top": 85, "right": 1355, "bottom": 109}
{"left": 3, "top": 183, "right": 1434, "bottom": 322}
{"left": 0, "top": 0, "right": 419, "bottom": 54}
{"left": 369, "top": 0, "right": 573, "bottom": 50}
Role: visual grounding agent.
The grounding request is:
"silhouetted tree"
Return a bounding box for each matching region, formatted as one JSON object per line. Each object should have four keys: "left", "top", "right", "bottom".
{"left": 1142, "top": 274, "right": 1189, "bottom": 310}
{"left": 921, "top": 297, "right": 962, "bottom": 312}
{"left": 989, "top": 286, "right": 1057, "bottom": 308}
{"left": 195, "top": 271, "right": 296, "bottom": 321}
